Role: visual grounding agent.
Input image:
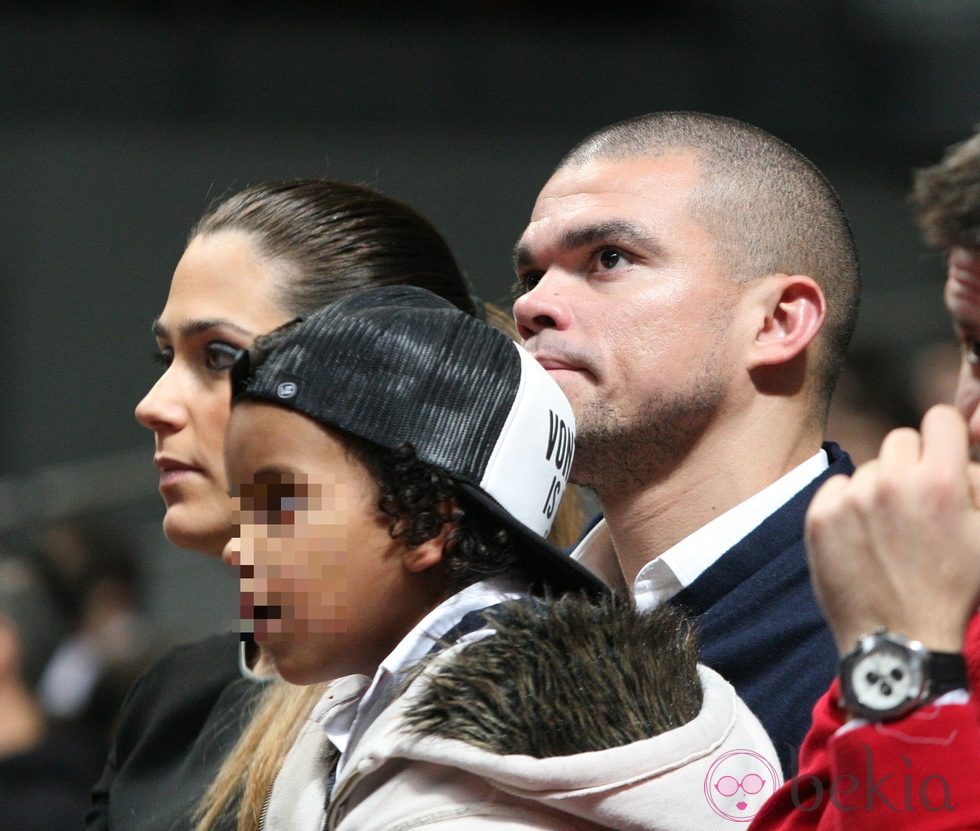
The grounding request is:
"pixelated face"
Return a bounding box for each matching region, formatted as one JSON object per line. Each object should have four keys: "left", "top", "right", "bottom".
{"left": 512, "top": 154, "right": 743, "bottom": 486}
{"left": 945, "top": 246, "right": 980, "bottom": 456}
{"left": 225, "top": 401, "right": 417, "bottom": 684}
{"left": 703, "top": 748, "right": 780, "bottom": 822}
{"left": 135, "top": 231, "right": 289, "bottom": 557}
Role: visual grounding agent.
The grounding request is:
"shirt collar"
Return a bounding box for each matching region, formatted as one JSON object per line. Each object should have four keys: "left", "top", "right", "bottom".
{"left": 316, "top": 575, "right": 528, "bottom": 757}
{"left": 575, "top": 448, "right": 829, "bottom": 610}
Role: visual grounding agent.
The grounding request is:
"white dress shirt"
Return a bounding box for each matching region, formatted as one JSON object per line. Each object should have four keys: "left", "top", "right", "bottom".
{"left": 574, "top": 449, "right": 829, "bottom": 611}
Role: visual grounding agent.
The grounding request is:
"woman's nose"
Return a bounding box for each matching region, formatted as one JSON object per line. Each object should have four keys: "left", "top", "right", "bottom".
{"left": 134, "top": 369, "right": 187, "bottom": 434}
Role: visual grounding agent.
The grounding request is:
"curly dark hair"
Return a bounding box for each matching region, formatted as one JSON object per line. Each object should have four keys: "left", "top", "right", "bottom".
{"left": 343, "top": 437, "right": 522, "bottom": 593}
{"left": 911, "top": 127, "right": 980, "bottom": 250}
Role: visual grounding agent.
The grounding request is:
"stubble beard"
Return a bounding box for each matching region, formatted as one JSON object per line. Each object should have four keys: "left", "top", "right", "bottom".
{"left": 570, "top": 370, "right": 727, "bottom": 499}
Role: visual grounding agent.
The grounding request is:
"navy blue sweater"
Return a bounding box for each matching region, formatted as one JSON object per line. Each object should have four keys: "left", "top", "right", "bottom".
{"left": 670, "top": 443, "right": 853, "bottom": 775}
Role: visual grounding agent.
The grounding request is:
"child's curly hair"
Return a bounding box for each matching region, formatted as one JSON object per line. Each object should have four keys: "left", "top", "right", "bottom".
{"left": 346, "top": 437, "right": 521, "bottom": 592}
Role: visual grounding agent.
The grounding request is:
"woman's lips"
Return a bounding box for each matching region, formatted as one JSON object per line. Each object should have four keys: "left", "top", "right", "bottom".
{"left": 154, "top": 456, "right": 205, "bottom": 489}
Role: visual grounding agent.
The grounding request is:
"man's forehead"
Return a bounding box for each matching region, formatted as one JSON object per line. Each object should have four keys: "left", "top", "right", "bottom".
{"left": 536, "top": 151, "right": 701, "bottom": 204}
{"left": 517, "top": 153, "right": 702, "bottom": 262}
{"left": 526, "top": 153, "right": 702, "bottom": 233}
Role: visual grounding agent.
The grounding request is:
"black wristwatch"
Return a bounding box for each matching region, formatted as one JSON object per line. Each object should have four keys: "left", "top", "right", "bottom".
{"left": 839, "top": 628, "right": 967, "bottom": 721}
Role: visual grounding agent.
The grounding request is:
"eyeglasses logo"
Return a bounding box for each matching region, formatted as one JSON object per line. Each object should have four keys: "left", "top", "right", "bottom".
{"left": 704, "top": 749, "right": 780, "bottom": 822}
{"left": 715, "top": 772, "right": 767, "bottom": 797}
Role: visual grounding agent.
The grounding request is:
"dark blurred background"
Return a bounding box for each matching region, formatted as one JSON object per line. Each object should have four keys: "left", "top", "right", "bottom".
{"left": 0, "top": 0, "right": 977, "bottom": 643}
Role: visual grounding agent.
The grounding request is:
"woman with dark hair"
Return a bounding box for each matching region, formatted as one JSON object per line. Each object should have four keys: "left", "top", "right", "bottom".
{"left": 136, "top": 180, "right": 477, "bottom": 559}
{"left": 89, "top": 179, "right": 585, "bottom": 830}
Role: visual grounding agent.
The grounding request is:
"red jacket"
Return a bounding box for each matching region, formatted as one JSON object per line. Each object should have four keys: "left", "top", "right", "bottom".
{"left": 751, "top": 614, "right": 980, "bottom": 830}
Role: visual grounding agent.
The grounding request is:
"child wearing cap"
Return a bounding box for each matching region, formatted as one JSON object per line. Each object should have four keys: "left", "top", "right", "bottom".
{"left": 215, "top": 285, "right": 780, "bottom": 831}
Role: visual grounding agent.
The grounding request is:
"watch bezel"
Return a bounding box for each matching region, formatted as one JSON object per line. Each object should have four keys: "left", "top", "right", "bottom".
{"left": 839, "top": 629, "right": 929, "bottom": 721}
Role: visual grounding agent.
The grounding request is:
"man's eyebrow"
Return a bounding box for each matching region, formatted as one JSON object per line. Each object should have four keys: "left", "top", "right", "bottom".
{"left": 512, "top": 241, "right": 534, "bottom": 271}
{"left": 151, "top": 317, "right": 255, "bottom": 340}
{"left": 512, "top": 220, "right": 663, "bottom": 270}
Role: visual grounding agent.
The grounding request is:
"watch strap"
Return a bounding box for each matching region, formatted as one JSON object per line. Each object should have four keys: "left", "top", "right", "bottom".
{"left": 925, "top": 650, "right": 968, "bottom": 698}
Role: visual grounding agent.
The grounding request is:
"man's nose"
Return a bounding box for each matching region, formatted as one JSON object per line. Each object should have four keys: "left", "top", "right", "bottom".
{"left": 513, "top": 270, "right": 573, "bottom": 340}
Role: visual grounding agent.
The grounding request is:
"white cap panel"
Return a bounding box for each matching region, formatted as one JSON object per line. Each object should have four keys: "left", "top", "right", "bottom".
{"left": 479, "top": 343, "right": 576, "bottom": 537}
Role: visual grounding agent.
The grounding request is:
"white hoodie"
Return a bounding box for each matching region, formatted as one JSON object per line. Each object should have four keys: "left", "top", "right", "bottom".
{"left": 265, "top": 595, "right": 783, "bottom": 830}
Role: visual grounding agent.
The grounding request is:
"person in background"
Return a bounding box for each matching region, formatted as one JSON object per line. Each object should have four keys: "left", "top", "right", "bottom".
{"left": 0, "top": 553, "right": 106, "bottom": 831}
{"left": 33, "top": 519, "right": 153, "bottom": 738}
{"left": 751, "top": 126, "right": 980, "bottom": 829}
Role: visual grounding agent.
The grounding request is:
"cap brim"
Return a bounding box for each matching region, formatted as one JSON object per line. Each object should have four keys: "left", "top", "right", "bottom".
{"left": 457, "top": 482, "right": 611, "bottom": 600}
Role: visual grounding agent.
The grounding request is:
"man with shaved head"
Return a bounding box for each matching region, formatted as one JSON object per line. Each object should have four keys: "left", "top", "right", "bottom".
{"left": 513, "top": 112, "right": 861, "bottom": 773}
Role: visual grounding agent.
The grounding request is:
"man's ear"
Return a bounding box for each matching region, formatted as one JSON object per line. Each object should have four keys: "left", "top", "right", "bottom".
{"left": 746, "top": 274, "right": 826, "bottom": 370}
{"left": 401, "top": 520, "right": 452, "bottom": 574}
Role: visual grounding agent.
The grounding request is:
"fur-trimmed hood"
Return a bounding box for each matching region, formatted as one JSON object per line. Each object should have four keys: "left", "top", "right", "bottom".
{"left": 323, "top": 596, "right": 782, "bottom": 830}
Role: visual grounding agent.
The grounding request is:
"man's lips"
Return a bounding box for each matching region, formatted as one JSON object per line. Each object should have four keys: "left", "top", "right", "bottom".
{"left": 536, "top": 357, "right": 581, "bottom": 371}
{"left": 533, "top": 354, "right": 592, "bottom": 377}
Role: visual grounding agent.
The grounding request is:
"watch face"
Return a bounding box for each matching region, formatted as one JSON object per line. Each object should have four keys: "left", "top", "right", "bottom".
{"left": 851, "top": 643, "right": 922, "bottom": 712}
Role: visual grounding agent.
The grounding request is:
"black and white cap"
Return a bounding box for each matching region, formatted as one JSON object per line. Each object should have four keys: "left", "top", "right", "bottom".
{"left": 231, "top": 285, "right": 607, "bottom": 598}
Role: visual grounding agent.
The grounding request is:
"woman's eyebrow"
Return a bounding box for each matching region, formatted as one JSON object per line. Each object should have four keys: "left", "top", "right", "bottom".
{"left": 151, "top": 317, "right": 255, "bottom": 339}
